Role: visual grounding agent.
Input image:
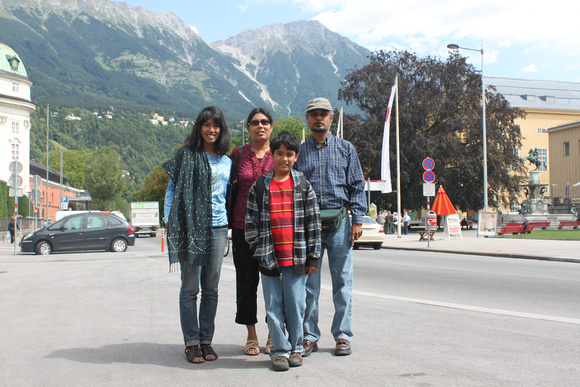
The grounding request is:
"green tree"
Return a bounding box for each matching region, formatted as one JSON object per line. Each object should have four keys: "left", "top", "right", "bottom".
{"left": 49, "top": 149, "right": 89, "bottom": 189}
{"left": 339, "top": 50, "right": 526, "bottom": 212}
{"left": 85, "top": 146, "right": 125, "bottom": 210}
{"left": 139, "top": 166, "right": 169, "bottom": 210}
{"left": 273, "top": 116, "right": 307, "bottom": 142}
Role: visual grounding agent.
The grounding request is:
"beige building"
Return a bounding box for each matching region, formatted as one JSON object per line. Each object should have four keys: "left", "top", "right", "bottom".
{"left": 488, "top": 77, "right": 580, "bottom": 209}
{"left": 547, "top": 122, "right": 580, "bottom": 205}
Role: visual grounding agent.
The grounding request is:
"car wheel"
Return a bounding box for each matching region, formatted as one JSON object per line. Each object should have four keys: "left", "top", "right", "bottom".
{"left": 35, "top": 241, "right": 52, "bottom": 255}
{"left": 152, "top": 233, "right": 157, "bottom": 238}
{"left": 111, "top": 238, "right": 128, "bottom": 252}
{"left": 353, "top": 244, "right": 360, "bottom": 250}
{"left": 373, "top": 243, "right": 382, "bottom": 250}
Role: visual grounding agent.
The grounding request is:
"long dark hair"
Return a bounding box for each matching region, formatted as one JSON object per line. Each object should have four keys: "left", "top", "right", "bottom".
{"left": 246, "top": 107, "right": 274, "bottom": 128}
{"left": 184, "top": 106, "right": 230, "bottom": 155}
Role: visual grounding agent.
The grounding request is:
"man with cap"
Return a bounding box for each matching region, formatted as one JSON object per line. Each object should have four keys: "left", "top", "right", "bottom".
{"left": 295, "top": 97, "right": 367, "bottom": 357}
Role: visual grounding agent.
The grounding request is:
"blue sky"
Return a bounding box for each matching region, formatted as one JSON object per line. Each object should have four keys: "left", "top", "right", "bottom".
{"left": 120, "top": 0, "right": 580, "bottom": 83}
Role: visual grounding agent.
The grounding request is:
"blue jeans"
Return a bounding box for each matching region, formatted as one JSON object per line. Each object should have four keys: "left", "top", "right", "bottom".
{"left": 179, "top": 226, "right": 227, "bottom": 346}
{"left": 303, "top": 215, "right": 353, "bottom": 343}
{"left": 262, "top": 266, "right": 306, "bottom": 359}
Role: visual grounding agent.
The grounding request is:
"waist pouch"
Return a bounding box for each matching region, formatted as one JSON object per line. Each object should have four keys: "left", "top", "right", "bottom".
{"left": 320, "top": 206, "right": 348, "bottom": 234}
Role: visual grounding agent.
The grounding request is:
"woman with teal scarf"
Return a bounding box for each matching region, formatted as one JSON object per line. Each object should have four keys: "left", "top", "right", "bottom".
{"left": 162, "top": 106, "right": 232, "bottom": 364}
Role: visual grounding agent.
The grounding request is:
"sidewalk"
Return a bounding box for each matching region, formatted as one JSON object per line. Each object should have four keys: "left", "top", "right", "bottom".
{"left": 381, "top": 229, "right": 580, "bottom": 263}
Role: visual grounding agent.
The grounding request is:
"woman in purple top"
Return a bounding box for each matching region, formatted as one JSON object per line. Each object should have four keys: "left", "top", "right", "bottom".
{"left": 230, "top": 107, "right": 275, "bottom": 355}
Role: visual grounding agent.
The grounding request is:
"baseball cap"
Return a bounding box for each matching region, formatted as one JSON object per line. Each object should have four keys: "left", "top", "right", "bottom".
{"left": 306, "top": 97, "right": 332, "bottom": 112}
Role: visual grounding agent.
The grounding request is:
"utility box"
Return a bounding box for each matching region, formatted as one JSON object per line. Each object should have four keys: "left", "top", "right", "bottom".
{"left": 426, "top": 211, "right": 438, "bottom": 231}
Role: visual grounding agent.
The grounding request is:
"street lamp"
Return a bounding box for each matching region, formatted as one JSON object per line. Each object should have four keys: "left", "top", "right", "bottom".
{"left": 447, "top": 43, "right": 488, "bottom": 212}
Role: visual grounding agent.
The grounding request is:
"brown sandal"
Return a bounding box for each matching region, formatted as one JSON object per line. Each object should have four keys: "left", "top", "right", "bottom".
{"left": 185, "top": 345, "right": 204, "bottom": 363}
{"left": 200, "top": 344, "right": 218, "bottom": 361}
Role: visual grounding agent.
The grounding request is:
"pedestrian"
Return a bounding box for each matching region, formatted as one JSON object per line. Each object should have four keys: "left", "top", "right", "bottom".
{"left": 392, "top": 212, "right": 399, "bottom": 234}
{"left": 386, "top": 211, "right": 393, "bottom": 234}
{"left": 376, "top": 211, "right": 385, "bottom": 230}
{"left": 162, "top": 106, "right": 232, "bottom": 364}
{"left": 295, "top": 97, "right": 367, "bottom": 357}
{"left": 8, "top": 216, "right": 18, "bottom": 244}
{"left": 245, "top": 131, "right": 321, "bottom": 371}
{"left": 229, "top": 107, "right": 275, "bottom": 356}
{"left": 402, "top": 211, "right": 410, "bottom": 235}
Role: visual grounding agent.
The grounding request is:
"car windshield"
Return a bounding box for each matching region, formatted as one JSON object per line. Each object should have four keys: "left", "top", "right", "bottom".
{"left": 363, "top": 217, "right": 378, "bottom": 225}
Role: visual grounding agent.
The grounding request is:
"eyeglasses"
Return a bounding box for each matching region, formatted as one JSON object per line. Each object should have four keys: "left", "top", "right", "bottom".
{"left": 249, "top": 119, "right": 270, "bottom": 126}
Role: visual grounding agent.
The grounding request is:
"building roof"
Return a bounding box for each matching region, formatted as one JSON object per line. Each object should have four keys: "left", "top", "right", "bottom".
{"left": 486, "top": 77, "right": 580, "bottom": 112}
{"left": 547, "top": 120, "right": 580, "bottom": 132}
{"left": 0, "top": 43, "right": 28, "bottom": 78}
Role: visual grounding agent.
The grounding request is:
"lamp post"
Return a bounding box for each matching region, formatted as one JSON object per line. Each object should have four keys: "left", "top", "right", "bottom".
{"left": 447, "top": 43, "right": 488, "bottom": 212}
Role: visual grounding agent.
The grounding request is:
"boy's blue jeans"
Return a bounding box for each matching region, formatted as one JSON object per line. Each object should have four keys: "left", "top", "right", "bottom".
{"left": 261, "top": 266, "right": 306, "bottom": 359}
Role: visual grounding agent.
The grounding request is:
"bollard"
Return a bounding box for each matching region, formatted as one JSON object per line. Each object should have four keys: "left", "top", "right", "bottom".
{"left": 161, "top": 228, "right": 165, "bottom": 252}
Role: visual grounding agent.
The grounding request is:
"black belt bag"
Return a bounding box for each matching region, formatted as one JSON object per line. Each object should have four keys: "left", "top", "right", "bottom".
{"left": 320, "top": 206, "right": 348, "bottom": 234}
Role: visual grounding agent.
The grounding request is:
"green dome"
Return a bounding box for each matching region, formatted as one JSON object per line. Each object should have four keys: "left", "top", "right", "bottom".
{"left": 0, "top": 43, "right": 28, "bottom": 78}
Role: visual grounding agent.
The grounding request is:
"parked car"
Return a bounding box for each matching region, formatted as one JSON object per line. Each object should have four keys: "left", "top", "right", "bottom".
{"left": 354, "top": 216, "right": 385, "bottom": 250}
{"left": 20, "top": 212, "right": 135, "bottom": 255}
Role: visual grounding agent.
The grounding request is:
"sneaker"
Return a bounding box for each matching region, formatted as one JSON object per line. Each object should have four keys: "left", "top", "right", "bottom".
{"left": 289, "top": 352, "right": 303, "bottom": 367}
{"left": 302, "top": 339, "right": 318, "bottom": 357}
{"left": 272, "top": 355, "right": 289, "bottom": 371}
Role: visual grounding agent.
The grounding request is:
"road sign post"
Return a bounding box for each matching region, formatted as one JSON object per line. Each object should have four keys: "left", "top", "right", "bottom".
{"left": 422, "top": 158, "right": 436, "bottom": 247}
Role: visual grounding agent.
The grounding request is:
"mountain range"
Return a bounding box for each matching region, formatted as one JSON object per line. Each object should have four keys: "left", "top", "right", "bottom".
{"left": 0, "top": 0, "right": 371, "bottom": 119}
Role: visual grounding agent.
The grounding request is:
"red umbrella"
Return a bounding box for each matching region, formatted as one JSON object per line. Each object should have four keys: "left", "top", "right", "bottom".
{"left": 431, "top": 186, "right": 457, "bottom": 216}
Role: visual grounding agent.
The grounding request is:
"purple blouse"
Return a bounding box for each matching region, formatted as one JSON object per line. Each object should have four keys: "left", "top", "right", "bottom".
{"left": 230, "top": 144, "right": 274, "bottom": 229}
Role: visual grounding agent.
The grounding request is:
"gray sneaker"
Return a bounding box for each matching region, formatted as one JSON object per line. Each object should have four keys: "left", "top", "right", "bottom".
{"left": 272, "top": 356, "right": 289, "bottom": 371}
{"left": 289, "top": 352, "right": 303, "bottom": 367}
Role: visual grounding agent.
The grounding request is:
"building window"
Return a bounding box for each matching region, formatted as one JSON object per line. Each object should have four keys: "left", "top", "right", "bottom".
{"left": 12, "top": 121, "right": 19, "bottom": 135}
{"left": 11, "top": 144, "right": 19, "bottom": 161}
{"left": 537, "top": 148, "right": 548, "bottom": 172}
{"left": 537, "top": 127, "right": 547, "bottom": 134}
{"left": 564, "top": 142, "right": 570, "bottom": 156}
{"left": 12, "top": 82, "right": 19, "bottom": 93}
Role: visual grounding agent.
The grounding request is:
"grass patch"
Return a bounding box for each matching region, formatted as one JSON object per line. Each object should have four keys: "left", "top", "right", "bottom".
{"left": 497, "top": 229, "right": 580, "bottom": 240}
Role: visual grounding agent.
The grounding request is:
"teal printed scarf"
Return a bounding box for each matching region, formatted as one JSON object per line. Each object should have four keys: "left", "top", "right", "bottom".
{"left": 162, "top": 146, "right": 212, "bottom": 271}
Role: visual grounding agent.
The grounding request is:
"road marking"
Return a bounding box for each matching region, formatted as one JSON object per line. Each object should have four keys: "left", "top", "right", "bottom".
{"left": 324, "top": 285, "right": 580, "bottom": 325}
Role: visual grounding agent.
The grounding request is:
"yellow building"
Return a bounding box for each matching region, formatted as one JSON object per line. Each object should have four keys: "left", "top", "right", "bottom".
{"left": 547, "top": 122, "right": 580, "bottom": 205}
{"left": 488, "top": 77, "right": 580, "bottom": 209}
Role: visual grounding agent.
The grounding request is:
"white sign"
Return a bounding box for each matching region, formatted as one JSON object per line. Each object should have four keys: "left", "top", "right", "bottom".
{"left": 364, "top": 180, "right": 388, "bottom": 191}
{"left": 446, "top": 214, "right": 462, "bottom": 237}
{"left": 477, "top": 212, "right": 498, "bottom": 237}
{"left": 423, "top": 183, "right": 435, "bottom": 197}
{"left": 9, "top": 188, "right": 23, "bottom": 197}
{"left": 60, "top": 196, "right": 69, "bottom": 210}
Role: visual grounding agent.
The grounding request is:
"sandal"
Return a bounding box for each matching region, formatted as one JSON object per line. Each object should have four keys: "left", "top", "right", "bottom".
{"left": 185, "top": 345, "right": 204, "bottom": 363}
{"left": 265, "top": 336, "right": 273, "bottom": 354}
{"left": 244, "top": 339, "right": 260, "bottom": 356}
{"left": 200, "top": 344, "right": 218, "bottom": 361}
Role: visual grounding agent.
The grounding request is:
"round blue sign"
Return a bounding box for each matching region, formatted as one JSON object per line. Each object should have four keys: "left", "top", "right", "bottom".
{"left": 423, "top": 171, "right": 435, "bottom": 183}
{"left": 422, "top": 157, "right": 435, "bottom": 171}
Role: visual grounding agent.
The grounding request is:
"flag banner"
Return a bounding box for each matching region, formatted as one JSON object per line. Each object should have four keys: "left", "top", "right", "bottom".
{"left": 336, "top": 107, "right": 343, "bottom": 139}
{"left": 381, "top": 84, "right": 397, "bottom": 193}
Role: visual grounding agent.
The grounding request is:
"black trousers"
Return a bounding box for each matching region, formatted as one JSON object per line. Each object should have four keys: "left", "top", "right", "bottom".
{"left": 232, "top": 227, "right": 260, "bottom": 325}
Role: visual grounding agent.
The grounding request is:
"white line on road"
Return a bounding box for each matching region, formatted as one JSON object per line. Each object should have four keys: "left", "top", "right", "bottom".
{"left": 328, "top": 285, "right": 580, "bottom": 325}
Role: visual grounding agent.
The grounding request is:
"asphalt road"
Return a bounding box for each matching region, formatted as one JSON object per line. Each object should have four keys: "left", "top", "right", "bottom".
{"left": 1, "top": 235, "right": 579, "bottom": 386}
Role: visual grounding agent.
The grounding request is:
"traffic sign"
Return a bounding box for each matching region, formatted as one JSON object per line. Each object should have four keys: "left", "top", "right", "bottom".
{"left": 9, "top": 161, "right": 23, "bottom": 174}
{"left": 423, "top": 183, "right": 435, "bottom": 196}
{"left": 422, "top": 157, "right": 435, "bottom": 171}
{"left": 9, "top": 175, "right": 23, "bottom": 188}
{"left": 32, "top": 175, "right": 42, "bottom": 187}
{"left": 423, "top": 171, "right": 435, "bottom": 183}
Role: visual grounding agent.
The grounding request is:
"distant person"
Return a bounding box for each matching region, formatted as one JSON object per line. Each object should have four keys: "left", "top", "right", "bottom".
{"left": 376, "top": 211, "right": 385, "bottom": 230}
{"left": 162, "top": 106, "right": 231, "bottom": 364}
{"left": 8, "top": 216, "right": 18, "bottom": 244}
{"left": 386, "top": 211, "right": 393, "bottom": 234}
{"left": 295, "top": 97, "right": 367, "bottom": 357}
{"left": 229, "top": 107, "right": 275, "bottom": 356}
{"left": 245, "top": 131, "right": 321, "bottom": 371}
{"left": 392, "top": 212, "right": 399, "bottom": 234}
{"left": 522, "top": 218, "right": 530, "bottom": 232}
{"left": 402, "top": 212, "right": 410, "bottom": 235}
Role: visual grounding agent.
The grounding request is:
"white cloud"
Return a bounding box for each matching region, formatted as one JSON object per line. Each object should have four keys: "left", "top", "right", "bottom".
{"left": 523, "top": 64, "right": 538, "bottom": 73}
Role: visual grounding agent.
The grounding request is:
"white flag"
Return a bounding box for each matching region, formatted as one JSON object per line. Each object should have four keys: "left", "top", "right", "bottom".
{"left": 381, "top": 84, "right": 397, "bottom": 193}
{"left": 336, "top": 107, "right": 343, "bottom": 139}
